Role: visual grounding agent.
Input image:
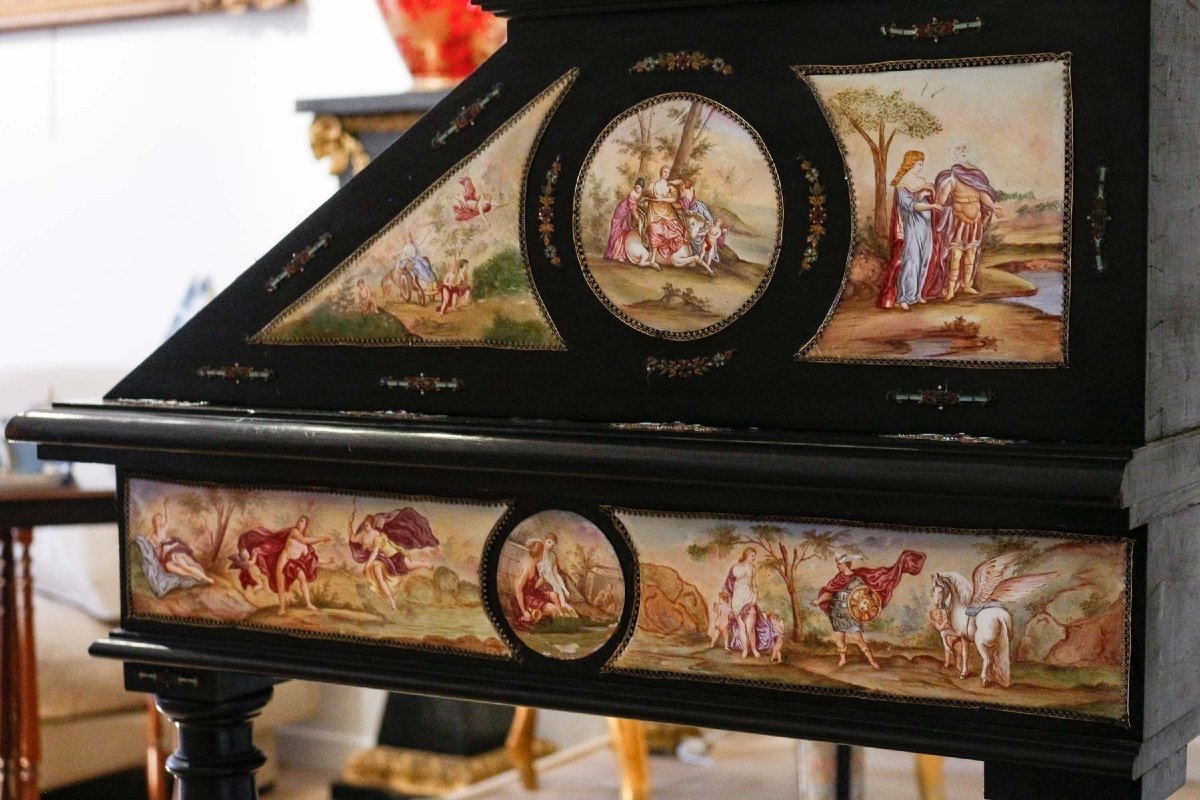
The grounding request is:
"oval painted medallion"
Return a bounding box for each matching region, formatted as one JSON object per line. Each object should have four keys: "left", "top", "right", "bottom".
{"left": 574, "top": 93, "right": 783, "bottom": 339}
{"left": 496, "top": 510, "right": 624, "bottom": 660}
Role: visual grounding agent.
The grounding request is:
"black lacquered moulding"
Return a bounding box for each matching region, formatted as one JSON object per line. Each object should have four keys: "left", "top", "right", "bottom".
{"left": 8, "top": 1, "right": 1200, "bottom": 798}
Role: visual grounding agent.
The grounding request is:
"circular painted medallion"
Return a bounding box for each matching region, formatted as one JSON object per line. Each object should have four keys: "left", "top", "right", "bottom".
{"left": 496, "top": 510, "right": 624, "bottom": 659}
{"left": 574, "top": 93, "right": 783, "bottom": 339}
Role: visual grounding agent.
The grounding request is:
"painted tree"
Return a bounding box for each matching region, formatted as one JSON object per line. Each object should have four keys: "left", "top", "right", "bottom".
{"left": 657, "top": 101, "right": 717, "bottom": 182}
{"left": 614, "top": 109, "right": 662, "bottom": 185}
{"left": 687, "top": 524, "right": 850, "bottom": 640}
{"left": 175, "top": 488, "right": 263, "bottom": 569}
{"left": 827, "top": 87, "right": 942, "bottom": 241}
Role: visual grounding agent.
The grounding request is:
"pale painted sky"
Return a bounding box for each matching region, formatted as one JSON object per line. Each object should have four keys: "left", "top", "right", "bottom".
{"left": 583, "top": 96, "right": 780, "bottom": 209}
{"left": 128, "top": 478, "right": 508, "bottom": 572}
{"left": 808, "top": 59, "right": 1069, "bottom": 205}
{"left": 287, "top": 72, "right": 573, "bottom": 305}
{"left": 614, "top": 509, "right": 1116, "bottom": 609}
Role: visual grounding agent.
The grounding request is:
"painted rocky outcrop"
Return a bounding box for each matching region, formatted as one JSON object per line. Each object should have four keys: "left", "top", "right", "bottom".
{"left": 1015, "top": 541, "right": 1127, "bottom": 667}
{"left": 639, "top": 563, "right": 708, "bottom": 635}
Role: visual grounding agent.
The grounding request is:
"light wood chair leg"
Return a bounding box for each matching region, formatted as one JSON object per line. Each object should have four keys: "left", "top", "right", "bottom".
{"left": 914, "top": 754, "right": 947, "bottom": 800}
{"left": 607, "top": 718, "right": 650, "bottom": 800}
{"left": 14, "top": 528, "right": 38, "bottom": 800}
{"left": 506, "top": 706, "right": 539, "bottom": 790}
{"left": 146, "top": 696, "right": 169, "bottom": 800}
{"left": 1, "top": 526, "right": 18, "bottom": 800}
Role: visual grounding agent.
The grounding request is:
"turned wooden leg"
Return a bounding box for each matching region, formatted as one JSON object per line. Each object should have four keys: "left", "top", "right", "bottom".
{"left": 125, "top": 668, "right": 278, "bottom": 800}
{"left": 146, "top": 695, "right": 169, "bottom": 800}
{"left": 607, "top": 718, "right": 650, "bottom": 800}
{"left": 506, "top": 706, "right": 539, "bottom": 790}
{"left": 13, "top": 529, "right": 37, "bottom": 800}
{"left": 914, "top": 754, "right": 947, "bottom": 800}
{"left": 1, "top": 527, "right": 19, "bottom": 800}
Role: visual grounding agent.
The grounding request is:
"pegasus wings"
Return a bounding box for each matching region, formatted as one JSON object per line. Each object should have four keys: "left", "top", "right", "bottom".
{"left": 969, "top": 552, "right": 1021, "bottom": 606}
{"left": 988, "top": 572, "right": 1059, "bottom": 603}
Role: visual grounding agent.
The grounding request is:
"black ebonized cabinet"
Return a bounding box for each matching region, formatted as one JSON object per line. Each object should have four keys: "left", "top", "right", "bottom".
{"left": 8, "top": 1, "right": 1200, "bottom": 798}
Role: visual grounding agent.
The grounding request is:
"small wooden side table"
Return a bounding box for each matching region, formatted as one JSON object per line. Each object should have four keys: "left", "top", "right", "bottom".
{"left": 0, "top": 483, "right": 116, "bottom": 800}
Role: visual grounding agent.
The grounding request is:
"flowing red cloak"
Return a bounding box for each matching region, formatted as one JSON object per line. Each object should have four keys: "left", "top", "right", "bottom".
{"left": 453, "top": 177, "right": 492, "bottom": 221}
{"left": 817, "top": 550, "right": 926, "bottom": 615}
{"left": 350, "top": 508, "right": 438, "bottom": 576}
{"left": 875, "top": 188, "right": 905, "bottom": 309}
{"left": 234, "top": 526, "right": 319, "bottom": 592}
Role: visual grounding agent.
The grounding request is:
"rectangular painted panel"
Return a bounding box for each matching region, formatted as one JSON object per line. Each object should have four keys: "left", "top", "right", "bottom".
{"left": 608, "top": 508, "right": 1129, "bottom": 723}
{"left": 125, "top": 477, "right": 512, "bottom": 658}
{"left": 798, "top": 54, "right": 1071, "bottom": 367}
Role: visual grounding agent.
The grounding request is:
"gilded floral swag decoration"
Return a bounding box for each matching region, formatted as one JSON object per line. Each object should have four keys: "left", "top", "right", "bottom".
{"left": 539, "top": 156, "right": 564, "bottom": 267}
{"left": 631, "top": 51, "right": 734, "bottom": 75}
{"left": 645, "top": 349, "right": 736, "bottom": 379}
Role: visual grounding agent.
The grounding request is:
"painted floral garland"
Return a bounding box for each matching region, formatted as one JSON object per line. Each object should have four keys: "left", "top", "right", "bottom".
{"left": 631, "top": 51, "right": 733, "bottom": 75}
{"left": 799, "top": 158, "right": 826, "bottom": 272}
{"left": 539, "top": 156, "right": 564, "bottom": 267}
{"left": 645, "top": 348, "right": 736, "bottom": 379}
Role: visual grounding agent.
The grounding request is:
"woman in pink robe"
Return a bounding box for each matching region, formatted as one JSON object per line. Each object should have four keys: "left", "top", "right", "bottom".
{"left": 604, "top": 180, "right": 644, "bottom": 261}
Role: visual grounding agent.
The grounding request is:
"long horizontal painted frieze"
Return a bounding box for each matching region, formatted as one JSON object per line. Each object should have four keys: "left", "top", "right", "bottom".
{"left": 607, "top": 508, "right": 1129, "bottom": 723}
{"left": 125, "top": 476, "right": 513, "bottom": 658}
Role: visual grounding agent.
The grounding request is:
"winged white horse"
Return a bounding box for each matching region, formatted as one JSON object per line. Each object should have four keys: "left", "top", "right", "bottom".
{"left": 930, "top": 553, "right": 1057, "bottom": 688}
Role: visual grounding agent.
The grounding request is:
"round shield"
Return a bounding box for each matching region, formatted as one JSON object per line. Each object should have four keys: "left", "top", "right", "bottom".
{"left": 847, "top": 585, "right": 882, "bottom": 623}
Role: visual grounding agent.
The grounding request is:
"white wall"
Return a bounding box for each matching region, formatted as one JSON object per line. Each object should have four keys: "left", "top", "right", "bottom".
{"left": 0, "top": 0, "right": 608, "bottom": 770}
{"left": 0, "top": 0, "right": 404, "bottom": 373}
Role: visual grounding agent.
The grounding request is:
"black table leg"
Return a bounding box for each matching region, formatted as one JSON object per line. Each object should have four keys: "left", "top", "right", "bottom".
{"left": 835, "top": 744, "right": 854, "bottom": 800}
{"left": 126, "top": 664, "right": 276, "bottom": 800}
{"left": 984, "top": 750, "right": 1187, "bottom": 800}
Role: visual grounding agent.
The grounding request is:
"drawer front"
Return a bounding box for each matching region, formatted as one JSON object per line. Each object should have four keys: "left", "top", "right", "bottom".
{"left": 110, "top": 0, "right": 1152, "bottom": 444}
{"left": 120, "top": 472, "right": 1135, "bottom": 729}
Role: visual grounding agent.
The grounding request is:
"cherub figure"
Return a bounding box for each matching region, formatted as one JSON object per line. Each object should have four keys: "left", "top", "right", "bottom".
{"left": 355, "top": 278, "right": 377, "bottom": 314}
{"left": 710, "top": 590, "right": 734, "bottom": 650}
{"left": 766, "top": 612, "right": 786, "bottom": 663}
{"left": 453, "top": 177, "right": 494, "bottom": 224}
{"left": 700, "top": 217, "right": 729, "bottom": 273}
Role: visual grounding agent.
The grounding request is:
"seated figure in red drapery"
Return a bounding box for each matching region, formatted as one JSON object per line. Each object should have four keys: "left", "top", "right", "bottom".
{"left": 509, "top": 539, "right": 563, "bottom": 629}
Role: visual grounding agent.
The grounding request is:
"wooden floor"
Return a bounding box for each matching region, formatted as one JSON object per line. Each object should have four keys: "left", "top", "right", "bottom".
{"left": 270, "top": 734, "right": 1200, "bottom": 800}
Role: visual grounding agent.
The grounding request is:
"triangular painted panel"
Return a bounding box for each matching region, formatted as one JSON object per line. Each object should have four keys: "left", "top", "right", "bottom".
{"left": 252, "top": 70, "right": 577, "bottom": 350}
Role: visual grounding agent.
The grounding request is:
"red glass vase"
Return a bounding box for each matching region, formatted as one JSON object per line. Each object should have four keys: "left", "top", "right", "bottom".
{"left": 376, "top": 0, "right": 507, "bottom": 87}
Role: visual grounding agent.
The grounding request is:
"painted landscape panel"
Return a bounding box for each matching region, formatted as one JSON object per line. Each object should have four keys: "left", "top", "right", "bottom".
{"left": 254, "top": 71, "right": 577, "bottom": 349}
{"left": 126, "top": 477, "right": 512, "bottom": 658}
{"left": 496, "top": 510, "right": 624, "bottom": 659}
{"left": 575, "top": 93, "right": 782, "bottom": 339}
{"left": 609, "top": 509, "right": 1129, "bottom": 722}
{"left": 797, "top": 55, "right": 1071, "bottom": 366}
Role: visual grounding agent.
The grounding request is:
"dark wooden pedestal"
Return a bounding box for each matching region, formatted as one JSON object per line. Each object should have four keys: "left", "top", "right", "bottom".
{"left": 127, "top": 666, "right": 275, "bottom": 800}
